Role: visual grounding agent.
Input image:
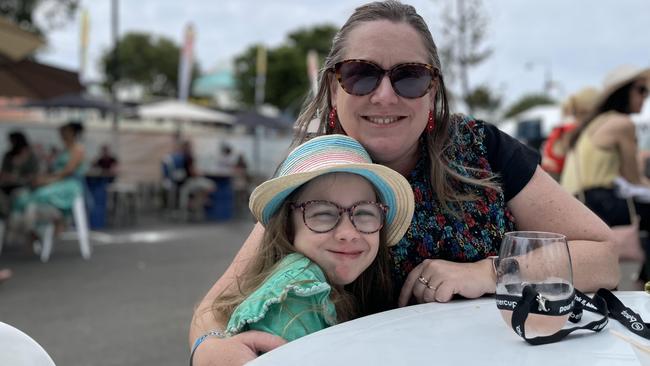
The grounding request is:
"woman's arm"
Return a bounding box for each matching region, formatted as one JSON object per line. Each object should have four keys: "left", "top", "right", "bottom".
{"left": 508, "top": 166, "right": 620, "bottom": 291}
{"left": 398, "top": 166, "right": 619, "bottom": 306}
{"left": 189, "top": 223, "right": 286, "bottom": 365}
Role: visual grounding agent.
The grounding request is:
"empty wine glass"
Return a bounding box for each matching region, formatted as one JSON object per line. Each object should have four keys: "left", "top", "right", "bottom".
{"left": 496, "top": 231, "right": 573, "bottom": 338}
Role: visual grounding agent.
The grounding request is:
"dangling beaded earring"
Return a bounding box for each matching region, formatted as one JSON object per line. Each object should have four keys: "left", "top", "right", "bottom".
{"left": 427, "top": 110, "right": 435, "bottom": 133}
{"left": 328, "top": 107, "right": 337, "bottom": 133}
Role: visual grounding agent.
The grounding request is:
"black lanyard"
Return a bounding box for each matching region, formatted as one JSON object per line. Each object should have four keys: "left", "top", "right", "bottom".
{"left": 496, "top": 285, "right": 649, "bottom": 345}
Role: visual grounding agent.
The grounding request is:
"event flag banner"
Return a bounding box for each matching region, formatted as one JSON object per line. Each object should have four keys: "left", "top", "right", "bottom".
{"left": 178, "top": 23, "right": 195, "bottom": 101}
{"left": 79, "top": 9, "right": 89, "bottom": 82}
{"left": 307, "top": 50, "right": 318, "bottom": 96}
{"left": 255, "top": 45, "right": 267, "bottom": 106}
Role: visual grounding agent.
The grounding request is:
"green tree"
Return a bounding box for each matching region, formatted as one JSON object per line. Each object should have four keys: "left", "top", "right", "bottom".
{"left": 101, "top": 32, "right": 201, "bottom": 97}
{"left": 503, "top": 94, "right": 556, "bottom": 119}
{"left": 0, "top": 0, "right": 78, "bottom": 36}
{"left": 233, "top": 24, "right": 338, "bottom": 115}
{"left": 463, "top": 85, "right": 501, "bottom": 115}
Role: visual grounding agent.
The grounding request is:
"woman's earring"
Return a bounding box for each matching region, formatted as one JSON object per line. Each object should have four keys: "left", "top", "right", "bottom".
{"left": 328, "top": 107, "right": 337, "bottom": 132}
{"left": 427, "top": 110, "right": 435, "bottom": 133}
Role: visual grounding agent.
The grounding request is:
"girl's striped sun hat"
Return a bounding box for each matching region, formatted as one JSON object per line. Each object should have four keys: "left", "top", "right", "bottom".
{"left": 249, "top": 134, "right": 414, "bottom": 246}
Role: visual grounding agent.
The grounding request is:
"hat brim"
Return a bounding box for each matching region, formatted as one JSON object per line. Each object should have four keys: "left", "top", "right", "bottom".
{"left": 593, "top": 68, "right": 650, "bottom": 112}
{"left": 249, "top": 164, "right": 414, "bottom": 246}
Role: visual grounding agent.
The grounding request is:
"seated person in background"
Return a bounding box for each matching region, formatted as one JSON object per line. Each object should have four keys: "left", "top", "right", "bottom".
{"left": 0, "top": 131, "right": 39, "bottom": 217}
{"left": 11, "top": 121, "right": 86, "bottom": 252}
{"left": 177, "top": 140, "right": 216, "bottom": 220}
{"left": 200, "top": 135, "right": 413, "bottom": 359}
{"left": 215, "top": 144, "right": 237, "bottom": 176}
{"left": 91, "top": 144, "right": 118, "bottom": 177}
{"left": 561, "top": 65, "right": 650, "bottom": 280}
{"left": 541, "top": 87, "right": 599, "bottom": 180}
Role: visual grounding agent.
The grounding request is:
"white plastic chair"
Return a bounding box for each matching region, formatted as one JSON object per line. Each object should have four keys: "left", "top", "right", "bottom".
{"left": 39, "top": 194, "right": 91, "bottom": 263}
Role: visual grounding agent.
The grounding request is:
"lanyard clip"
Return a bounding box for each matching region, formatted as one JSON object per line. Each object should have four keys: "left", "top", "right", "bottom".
{"left": 536, "top": 294, "right": 550, "bottom": 313}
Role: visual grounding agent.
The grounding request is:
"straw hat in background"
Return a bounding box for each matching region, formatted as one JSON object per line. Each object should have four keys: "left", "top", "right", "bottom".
{"left": 562, "top": 87, "right": 600, "bottom": 119}
{"left": 249, "top": 134, "right": 414, "bottom": 247}
{"left": 593, "top": 65, "right": 650, "bottom": 111}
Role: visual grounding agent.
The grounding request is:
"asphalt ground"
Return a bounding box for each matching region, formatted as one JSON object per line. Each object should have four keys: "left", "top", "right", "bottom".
{"left": 0, "top": 219, "right": 253, "bottom": 366}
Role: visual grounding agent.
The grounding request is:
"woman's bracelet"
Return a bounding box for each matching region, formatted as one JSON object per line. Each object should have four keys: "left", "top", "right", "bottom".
{"left": 190, "top": 329, "right": 228, "bottom": 365}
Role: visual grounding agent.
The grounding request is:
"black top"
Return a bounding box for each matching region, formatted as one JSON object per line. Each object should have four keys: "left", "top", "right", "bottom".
{"left": 483, "top": 122, "right": 541, "bottom": 201}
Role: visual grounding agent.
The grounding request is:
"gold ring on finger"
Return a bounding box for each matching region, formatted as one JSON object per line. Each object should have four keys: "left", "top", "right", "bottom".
{"left": 417, "top": 276, "right": 429, "bottom": 286}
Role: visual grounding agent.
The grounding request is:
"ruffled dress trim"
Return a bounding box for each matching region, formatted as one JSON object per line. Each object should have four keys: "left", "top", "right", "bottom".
{"left": 226, "top": 253, "right": 337, "bottom": 336}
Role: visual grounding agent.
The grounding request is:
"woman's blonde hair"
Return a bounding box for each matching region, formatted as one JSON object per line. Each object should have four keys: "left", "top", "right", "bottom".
{"left": 292, "top": 1, "right": 499, "bottom": 214}
{"left": 211, "top": 181, "right": 394, "bottom": 329}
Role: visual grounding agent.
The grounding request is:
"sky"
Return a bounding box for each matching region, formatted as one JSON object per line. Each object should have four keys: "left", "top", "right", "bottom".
{"left": 35, "top": 0, "right": 650, "bottom": 111}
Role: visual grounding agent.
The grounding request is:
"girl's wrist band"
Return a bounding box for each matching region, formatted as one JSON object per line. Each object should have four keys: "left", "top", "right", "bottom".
{"left": 190, "top": 329, "right": 228, "bottom": 366}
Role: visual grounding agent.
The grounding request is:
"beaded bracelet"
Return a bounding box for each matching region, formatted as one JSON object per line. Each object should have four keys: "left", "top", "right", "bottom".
{"left": 190, "top": 329, "right": 228, "bottom": 366}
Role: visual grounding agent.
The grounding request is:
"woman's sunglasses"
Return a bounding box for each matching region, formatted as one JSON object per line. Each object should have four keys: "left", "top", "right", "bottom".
{"left": 634, "top": 85, "right": 649, "bottom": 96}
{"left": 332, "top": 59, "right": 439, "bottom": 99}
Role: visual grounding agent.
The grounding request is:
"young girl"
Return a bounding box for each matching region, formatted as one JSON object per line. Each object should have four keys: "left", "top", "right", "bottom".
{"left": 198, "top": 134, "right": 413, "bottom": 353}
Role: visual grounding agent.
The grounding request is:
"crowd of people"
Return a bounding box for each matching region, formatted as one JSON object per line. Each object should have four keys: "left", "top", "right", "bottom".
{"left": 161, "top": 140, "right": 251, "bottom": 220}
{"left": 539, "top": 65, "right": 650, "bottom": 280}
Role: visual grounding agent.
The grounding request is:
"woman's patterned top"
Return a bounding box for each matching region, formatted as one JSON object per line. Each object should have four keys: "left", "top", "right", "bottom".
{"left": 389, "top": 115, "right": 540, "bottom": 289}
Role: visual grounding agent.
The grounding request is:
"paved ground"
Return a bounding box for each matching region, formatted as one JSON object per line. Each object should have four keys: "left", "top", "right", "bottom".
{"left": 0, "top": 215, "right": 641, "bottom": 366}
{"left": 0, "top": 218, "right": 253, "bottom": 366}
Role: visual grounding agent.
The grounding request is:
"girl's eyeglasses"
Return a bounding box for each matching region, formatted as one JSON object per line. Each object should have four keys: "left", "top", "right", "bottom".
{"left": 290, "top": 200, "right": 387, "bottom": 234}
{"left": 332, "top": 59, "right": 439, "bottom": 99}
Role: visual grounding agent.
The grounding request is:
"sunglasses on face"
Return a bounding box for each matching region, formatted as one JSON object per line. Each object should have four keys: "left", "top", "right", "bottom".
{"left": 290, "top": 200, "right": 388, "bottom": 234}
{"left": 634, "top": 85, "right": 649, "bottom": 96}
{"left": 332, "top": 59, "right": 439, "bottom": 99}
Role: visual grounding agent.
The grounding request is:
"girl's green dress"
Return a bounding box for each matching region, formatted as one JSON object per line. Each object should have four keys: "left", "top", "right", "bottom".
{"left": 226, "top": 253, "right": 337, "bottom": 341}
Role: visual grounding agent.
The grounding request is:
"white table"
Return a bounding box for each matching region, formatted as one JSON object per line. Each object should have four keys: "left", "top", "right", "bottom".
{"left": 0, "top": 322, "right": 56, "bottom": 366}
{"left": 251, "top": 291, "right": 650, "bottom": 366}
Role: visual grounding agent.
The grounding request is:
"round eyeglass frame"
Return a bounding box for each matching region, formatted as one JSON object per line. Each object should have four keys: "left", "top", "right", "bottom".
{"left": 289, "top": 200, "right": 388, "bottom": 234}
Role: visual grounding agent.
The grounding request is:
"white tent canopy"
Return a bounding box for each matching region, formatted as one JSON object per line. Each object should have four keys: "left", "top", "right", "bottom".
{"left": 137, "top": 100, "right": 234, "bottom": 125}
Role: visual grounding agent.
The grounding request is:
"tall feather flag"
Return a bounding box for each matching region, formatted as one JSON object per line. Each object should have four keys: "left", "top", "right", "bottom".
{"left": 254, "top": 45, "right": 267, "bottom": 106}
{"left": 307, "top": 50, "right": 319, "bottom": 96}
{"left": 79, "top": 9, "right": 89, "bottom": 82}
{"left": 178, "top": 23, "right": 195, "bottom": 101}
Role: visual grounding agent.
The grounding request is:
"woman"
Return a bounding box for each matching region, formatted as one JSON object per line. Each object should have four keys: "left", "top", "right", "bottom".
{"left": 13, "top": 121, "right": 86, "bottom": 249}
{"left": 541, "top": 87, "right": 599, "bottom": 180}
{"left": 0, "top": 131, "right": 39, "bottom": 217}
{"left": 190, "top": 2, "right": 618, "bottom": 364}
{"left": 561, "top": 65, "right": 650, "bottom": 276}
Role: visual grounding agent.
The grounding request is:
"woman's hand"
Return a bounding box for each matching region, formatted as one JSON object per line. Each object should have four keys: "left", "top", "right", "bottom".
{"left": 398, "top": 258, "right": 495, "bottom": 306}
{"left": 191, "top": 331, "right": 286, "bottom": 366}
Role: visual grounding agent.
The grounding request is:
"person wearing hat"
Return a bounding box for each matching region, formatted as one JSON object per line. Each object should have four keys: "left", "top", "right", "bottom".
{"left": 541, "top": 87, "right": 600, "bottom": 180}
{"left": 561, "top": 65, "right": 650, "bottom": 267}
{"left": 193, "top": 134, "right": 414, "bottom": 360}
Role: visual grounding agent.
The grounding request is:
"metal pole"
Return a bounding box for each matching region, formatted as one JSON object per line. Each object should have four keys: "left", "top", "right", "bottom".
{"left": 111, "top": 0, "right": 120, "bottom": 137}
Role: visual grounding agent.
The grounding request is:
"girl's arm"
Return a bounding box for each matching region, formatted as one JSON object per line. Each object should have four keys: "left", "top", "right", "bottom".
{"left": 189, "top": 223, "right": 286, "bottom": 365}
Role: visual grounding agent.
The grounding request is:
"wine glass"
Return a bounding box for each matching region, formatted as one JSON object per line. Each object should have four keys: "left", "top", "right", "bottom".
{"left": 496, "top": 231, "right": 573, "bottom": 338}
